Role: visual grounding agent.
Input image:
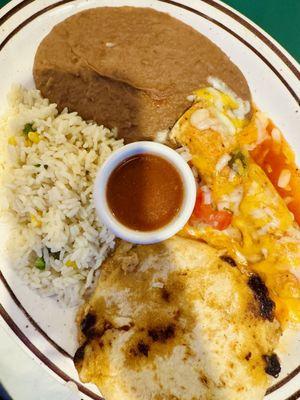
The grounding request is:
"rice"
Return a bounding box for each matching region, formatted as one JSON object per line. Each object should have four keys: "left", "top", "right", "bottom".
{"left": 0, "top": 85, "right": 124, "bottom": 306}
{"left": 105, "top": 42, "right": 116, "bottom": 48}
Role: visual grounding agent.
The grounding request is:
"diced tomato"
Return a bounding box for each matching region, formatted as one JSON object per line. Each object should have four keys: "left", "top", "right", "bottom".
{"left": 193, "top": 190, "right": 204, "bottom": 219}
{"left": 250, "top": 122, "right": 300, "bottom": 225}
{"left": 191, "top": 189, "right": 232, "bottom": 230}
{"left": 209, "top": 208, "right": 233, "bottom": 230}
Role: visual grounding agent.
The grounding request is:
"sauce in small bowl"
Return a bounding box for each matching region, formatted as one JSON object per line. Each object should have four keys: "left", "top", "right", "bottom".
{"left": 94, "top": 142, "right": 196, "bottom": 244}
{"left": 107, "top": 153, "right": 184, "bottom": 231}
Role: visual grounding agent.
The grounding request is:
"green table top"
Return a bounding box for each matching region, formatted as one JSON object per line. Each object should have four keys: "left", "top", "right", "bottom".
{"left": 225, "top": 0, "right": 299, "bottom": 62}
{"left": 0, "top": 0, "right": 299, "bottom": 61}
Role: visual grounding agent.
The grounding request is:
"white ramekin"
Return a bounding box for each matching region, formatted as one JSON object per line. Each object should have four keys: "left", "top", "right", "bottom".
{"left": 93, "top": 141, "right": 196, "bottom": 244}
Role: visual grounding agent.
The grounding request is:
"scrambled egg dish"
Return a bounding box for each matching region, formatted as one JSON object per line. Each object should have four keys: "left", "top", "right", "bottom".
{"left": 171, "top": 77, "right": 300, "bottom": 326}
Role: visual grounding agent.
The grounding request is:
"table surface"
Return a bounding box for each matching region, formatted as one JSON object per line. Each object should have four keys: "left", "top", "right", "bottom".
{"left": 225, "top": 0, "right": 299, "bottom": 62}
{"left": 0, "top": 0, "right": 299, "bottom": 399}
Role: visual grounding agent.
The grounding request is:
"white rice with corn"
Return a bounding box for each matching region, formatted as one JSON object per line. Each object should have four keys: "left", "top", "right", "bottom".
{"left": 0, "top": 86, "right": 123, "bottom": 306}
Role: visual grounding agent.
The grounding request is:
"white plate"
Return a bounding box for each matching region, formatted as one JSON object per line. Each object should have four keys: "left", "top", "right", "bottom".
{"left": 0, "top": 1, "right": 299, "bottom": 399}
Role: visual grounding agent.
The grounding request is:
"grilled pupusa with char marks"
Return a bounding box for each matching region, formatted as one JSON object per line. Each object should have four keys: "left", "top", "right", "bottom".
{"left": 75, "top": 236, "right": 280, "bottom": 400}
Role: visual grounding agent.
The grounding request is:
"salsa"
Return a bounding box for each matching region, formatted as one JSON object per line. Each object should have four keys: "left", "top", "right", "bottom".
{"left": 106, "top": 153, "right": 184, "bottom": 231}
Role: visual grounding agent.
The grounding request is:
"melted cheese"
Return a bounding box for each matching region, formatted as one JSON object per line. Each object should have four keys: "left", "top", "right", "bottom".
{"left": 171, "top": 87, "right": 300, "bottom": 326}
